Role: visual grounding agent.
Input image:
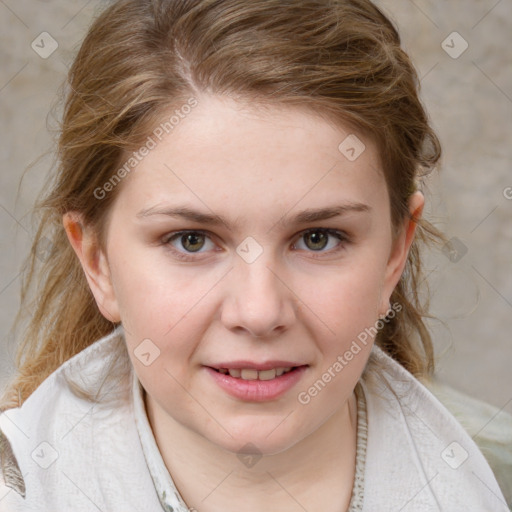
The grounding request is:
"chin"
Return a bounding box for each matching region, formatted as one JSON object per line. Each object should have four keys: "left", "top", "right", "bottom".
{"left": 203, "top": 420, "right": 304, "bottom": 458}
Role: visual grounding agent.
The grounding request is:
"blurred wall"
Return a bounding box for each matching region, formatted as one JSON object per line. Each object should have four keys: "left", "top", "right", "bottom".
{"left": 0, "top": 0, "right": 511, "bottom": 412}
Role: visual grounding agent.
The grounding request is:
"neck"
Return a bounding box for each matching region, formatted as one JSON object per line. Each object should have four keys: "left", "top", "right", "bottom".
{"left": 145, "top": 391, "right": 359, "bottom": 512}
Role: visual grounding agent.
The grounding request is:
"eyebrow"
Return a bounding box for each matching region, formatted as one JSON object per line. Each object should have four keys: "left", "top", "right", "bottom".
{"left": 136, "top": 202, "right": 371, "bottom": 229}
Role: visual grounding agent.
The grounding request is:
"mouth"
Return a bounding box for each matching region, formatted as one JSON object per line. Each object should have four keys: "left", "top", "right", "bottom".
{"left": 205, "top": 364, "right": 309, "bottom": 402}
{"left": 210, "top": 366, "right": 304, "bottom": 381}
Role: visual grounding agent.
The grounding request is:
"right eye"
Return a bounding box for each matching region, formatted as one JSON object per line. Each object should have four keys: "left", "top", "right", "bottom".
{"left": 162, "top": 230, "right": 217, "bottom": 260}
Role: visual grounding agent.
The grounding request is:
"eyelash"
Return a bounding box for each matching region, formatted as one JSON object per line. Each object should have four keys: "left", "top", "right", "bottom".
{"left": 161, "top": 228, "right": 350, "bottom": 262}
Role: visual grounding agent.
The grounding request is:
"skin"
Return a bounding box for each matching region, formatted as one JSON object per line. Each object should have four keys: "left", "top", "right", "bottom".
{"left": 64, "top": 93, "right": 423, "bottom": 512}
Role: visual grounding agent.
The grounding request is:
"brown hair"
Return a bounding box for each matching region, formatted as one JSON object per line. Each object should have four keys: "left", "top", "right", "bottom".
{"left": 1, "top": 0, "right": 446, "bottom": 410}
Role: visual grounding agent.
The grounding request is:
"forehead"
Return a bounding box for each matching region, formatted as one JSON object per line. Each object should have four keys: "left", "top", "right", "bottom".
{"left": 114, "top": 94, "right": 386, "bottom": 219}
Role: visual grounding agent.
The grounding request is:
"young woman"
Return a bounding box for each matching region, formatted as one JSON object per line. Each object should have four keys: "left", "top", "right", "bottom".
{"left": 0, "top": 1, "right": 509, "bottom": 510}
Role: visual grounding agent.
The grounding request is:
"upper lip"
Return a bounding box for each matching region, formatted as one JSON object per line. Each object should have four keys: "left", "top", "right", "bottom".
{"left": 207, "top": 360, "right": 307, "bottom": 370}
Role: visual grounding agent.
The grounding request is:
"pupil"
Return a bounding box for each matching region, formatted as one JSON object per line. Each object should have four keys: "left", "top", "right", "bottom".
{"left": 183, "top": 233, "right": 204, "bottom": 252}
{"left": 306, "top": 231, "right": 327, "bottom": 251}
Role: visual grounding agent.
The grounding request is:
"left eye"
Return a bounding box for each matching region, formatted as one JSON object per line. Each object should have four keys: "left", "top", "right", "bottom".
{"left": 292, "top": 228, "right": 347, "bottom": 253}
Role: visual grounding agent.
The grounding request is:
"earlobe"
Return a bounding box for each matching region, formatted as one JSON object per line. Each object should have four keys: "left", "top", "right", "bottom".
{"left": 62, "top": 212, "right": 121, "bottom": 323}
{"left": 380, "top": 191, "right": 425, "bottom": 315}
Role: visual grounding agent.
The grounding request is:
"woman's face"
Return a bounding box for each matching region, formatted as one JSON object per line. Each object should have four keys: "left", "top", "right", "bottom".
{"left": 73, "top": 93, "right": 420, "bottom": 455}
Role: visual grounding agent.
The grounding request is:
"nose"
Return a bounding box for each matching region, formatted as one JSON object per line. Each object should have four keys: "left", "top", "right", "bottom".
{"left": 220, "top": 254, "right": 296, "bottom": 339}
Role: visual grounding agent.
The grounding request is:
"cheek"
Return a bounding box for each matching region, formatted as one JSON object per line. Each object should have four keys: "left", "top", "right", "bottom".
{"left": 131, "top": 354, "right": 210, "bottom": 436}
{"left": 295, "top": 255, "right": 386, "bottom": 337}
{"left": 124, "top": 318, "right": 201, "bottom": 411}
{"left": 295, "top": 267, "right": 382, "bottom": 408}
{"left": 108, "top": 243, "right": 214, "bottom": 333}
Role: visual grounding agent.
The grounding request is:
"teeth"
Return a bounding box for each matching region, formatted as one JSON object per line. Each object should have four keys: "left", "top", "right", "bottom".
{"left": 258, "top": 369, "right": 276, "bottom": 381}
{"left": 219, "top": 367, "right": 295, "bottom": 380}
{"left": 240, "top": 369, "right": 258, "bottom": 380}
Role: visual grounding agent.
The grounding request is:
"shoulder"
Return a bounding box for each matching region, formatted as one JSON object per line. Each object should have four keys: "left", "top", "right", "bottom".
{"left": 0, "top": 325, "right": 134, "bottom": 509}
{"left": 423, "top": 377, "right": 512, "bottom": 510}
{"left": 359, "top": 344, "right": 510, "bottom": 511}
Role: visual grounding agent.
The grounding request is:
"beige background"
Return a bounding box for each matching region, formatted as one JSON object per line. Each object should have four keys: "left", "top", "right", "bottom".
{"left": 0, "top": 1, "right": 511, "bottom": 413}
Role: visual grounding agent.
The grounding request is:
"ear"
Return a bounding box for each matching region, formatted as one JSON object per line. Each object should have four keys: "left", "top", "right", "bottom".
{"left": 379, "top": 191, "right": 424, "bottom": 316}
{"left": 63, "top": 212, "right": 121, "bottom": 323}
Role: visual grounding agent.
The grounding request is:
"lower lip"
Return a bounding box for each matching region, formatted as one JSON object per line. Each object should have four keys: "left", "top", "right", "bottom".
{"left": 205, "top": 366, "right": 308, "bottom": 402}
